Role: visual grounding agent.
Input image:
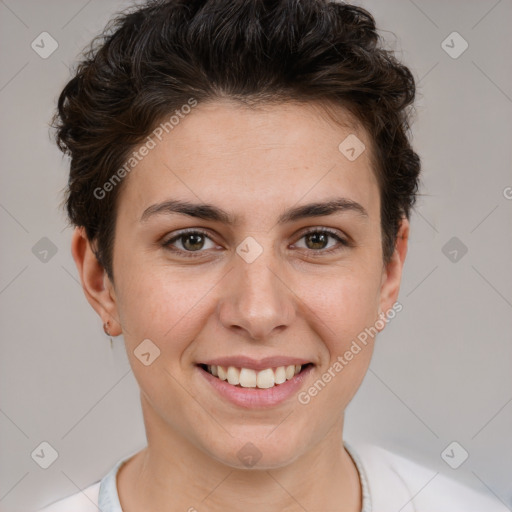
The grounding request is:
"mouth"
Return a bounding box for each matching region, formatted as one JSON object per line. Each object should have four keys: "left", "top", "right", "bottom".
{"left": 197, "top": 363, "right": 314, "bottom": 390}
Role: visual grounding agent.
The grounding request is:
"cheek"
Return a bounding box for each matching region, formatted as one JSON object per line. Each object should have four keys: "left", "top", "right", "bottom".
{"left": 116, "top": 269, "right": 210, "bottom": 407}
{"left": 294, "top": 272, "right": 379, "bottom": 410}
{"left": 298, "top": 267, "right": 381, "bottom": 347}
{"left": 116, "top": 263, "right": 219, "bottom": 352}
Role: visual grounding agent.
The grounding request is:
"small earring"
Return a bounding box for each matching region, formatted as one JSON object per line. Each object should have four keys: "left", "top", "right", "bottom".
{"left": 103, "top": 321, "right": 114, "bottom": 348}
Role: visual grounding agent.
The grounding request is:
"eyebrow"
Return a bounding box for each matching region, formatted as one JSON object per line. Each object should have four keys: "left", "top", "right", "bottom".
{"left": 140, "top": 197, "right": 369, "bottom": 225}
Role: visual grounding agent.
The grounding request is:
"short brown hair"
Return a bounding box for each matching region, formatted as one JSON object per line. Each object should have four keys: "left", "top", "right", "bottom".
{"left": 53, "top": 0, "right": 421, "bottom": 281}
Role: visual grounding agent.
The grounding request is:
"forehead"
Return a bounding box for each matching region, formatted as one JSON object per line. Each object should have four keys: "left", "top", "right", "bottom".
{"left": 117, "top": 100, "right": 380, "bottom": 227}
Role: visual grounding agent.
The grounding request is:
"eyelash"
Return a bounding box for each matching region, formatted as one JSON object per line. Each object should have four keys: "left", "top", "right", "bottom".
{"left": 161, "top": 227, "right": 349, "bottom": 258}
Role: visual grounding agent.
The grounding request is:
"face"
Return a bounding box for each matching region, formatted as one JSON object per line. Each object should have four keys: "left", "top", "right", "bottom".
{"left": 74, "top": 99, "right": 408, "bottom": 469}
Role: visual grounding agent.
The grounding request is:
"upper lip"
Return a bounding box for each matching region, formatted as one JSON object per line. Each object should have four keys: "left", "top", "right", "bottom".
{"left": 198, "top": 356, "right": 313, "bottom": 372}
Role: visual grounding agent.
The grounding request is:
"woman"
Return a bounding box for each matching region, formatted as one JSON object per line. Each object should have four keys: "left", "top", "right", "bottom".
{"left": 40, "top": 0, "right": 503, "bottom": 510}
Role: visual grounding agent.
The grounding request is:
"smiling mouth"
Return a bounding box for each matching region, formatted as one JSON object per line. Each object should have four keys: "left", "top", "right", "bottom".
{"left": 198, "top": 363, "right": 314, "bottom": 389}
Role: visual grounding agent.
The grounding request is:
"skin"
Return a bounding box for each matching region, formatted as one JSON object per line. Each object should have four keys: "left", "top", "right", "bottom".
{"left": 72, "top": 99, "right": 409, "bottom": 512}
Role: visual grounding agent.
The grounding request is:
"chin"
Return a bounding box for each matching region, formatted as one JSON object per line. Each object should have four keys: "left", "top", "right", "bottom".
{"left": 206, "top": 430, "right": 305, "bottom": 470}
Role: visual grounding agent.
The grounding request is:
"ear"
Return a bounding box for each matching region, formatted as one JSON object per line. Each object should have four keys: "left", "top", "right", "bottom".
{"left": 376, "top": 217, "right": 409, "bottom": 329}
{"left": 71, "top": 226, "right": 122, "bottom": 336}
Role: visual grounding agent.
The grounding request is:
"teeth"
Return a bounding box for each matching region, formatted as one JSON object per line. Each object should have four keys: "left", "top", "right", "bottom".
{"left": 256, "top": 368, "right": 274, "bottom": 389}
{"left": 205, "top": 364, "right": 305, "bottom": 389}
{"left": 227, "top": 366, "right": 240, "bottom": 385}
{"left": 239, "top": 368, "right": 257, "bottom": 387}
{"left": 285, "top": 365, "right": 295, "bottom": 380}
{"left": 217, "top": 365, "right": 227, "bottom": 381}
{"left": 274, "top": 366, "right": 286, "bottom": 384}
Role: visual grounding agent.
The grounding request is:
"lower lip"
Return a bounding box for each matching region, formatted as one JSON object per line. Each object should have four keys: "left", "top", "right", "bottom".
{"left": 197, "top": 364, "right": 314, "bottom": 409}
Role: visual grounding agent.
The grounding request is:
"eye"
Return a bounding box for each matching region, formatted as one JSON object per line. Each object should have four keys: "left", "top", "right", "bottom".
{"left": 162, "top": 229, "right": 217, "bottom": 256}
{"left": 293, "top": 228, "right": 349, "bottom": 254}
{"left": 162, "top": 227, "right": 349, "bottom": 258}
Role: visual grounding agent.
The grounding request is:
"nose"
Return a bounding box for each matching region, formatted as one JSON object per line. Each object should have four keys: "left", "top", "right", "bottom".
{"left": 216, "top": 239, "right": 296, "bottom": 341}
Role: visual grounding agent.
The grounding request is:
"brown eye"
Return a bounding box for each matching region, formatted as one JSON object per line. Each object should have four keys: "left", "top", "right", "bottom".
{"left": 163, "top": 229, "right": 216, "bottom": 256}
{"left": 294, "top": 229, "right": 348, "bottom": 254}
{"left": 181, "top": 233, "right": 206, "bottom": 251}
{"left": 304, "top": 232, "right": 330, "bottom": 250}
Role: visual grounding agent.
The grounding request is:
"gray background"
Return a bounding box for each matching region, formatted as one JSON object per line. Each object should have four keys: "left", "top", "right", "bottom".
{"left": 0, "top": 0, "right": 511, "bottom": 510}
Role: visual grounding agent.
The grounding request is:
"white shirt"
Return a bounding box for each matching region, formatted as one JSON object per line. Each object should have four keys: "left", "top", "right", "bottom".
{"left": 37, "top": 442, "right": 507, "bottom": 512}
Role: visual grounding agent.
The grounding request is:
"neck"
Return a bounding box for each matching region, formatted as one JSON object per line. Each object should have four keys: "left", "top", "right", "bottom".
{"left": 117, "top": 395, "right": 362, "bottom": 512}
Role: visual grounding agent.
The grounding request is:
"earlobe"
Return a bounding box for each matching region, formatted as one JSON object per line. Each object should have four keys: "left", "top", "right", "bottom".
{"left": 71, "top": 227, "right": 122, "bottom": 336}
{"left": 377, "top": 218, "right": 409, "bottom": 328}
